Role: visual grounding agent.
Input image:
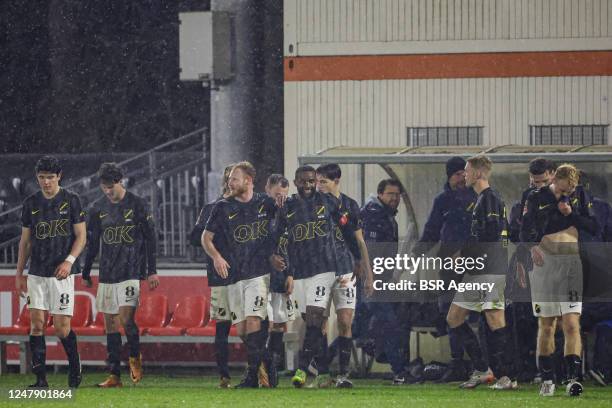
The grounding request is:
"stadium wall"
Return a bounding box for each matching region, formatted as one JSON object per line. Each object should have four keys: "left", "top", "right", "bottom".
{"left": 0, "top": 268, "right": 246, "bottom": 366}
{"left": 283, "top": 0, "right": 612, "bottom": 207}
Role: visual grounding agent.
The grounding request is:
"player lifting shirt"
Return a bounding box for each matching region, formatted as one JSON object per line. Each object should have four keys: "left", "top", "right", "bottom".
{"left": 520, "top": 163, "right": 598, "bottom": 397}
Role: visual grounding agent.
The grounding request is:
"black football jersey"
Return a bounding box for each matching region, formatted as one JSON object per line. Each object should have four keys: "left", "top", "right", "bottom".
{"left": 205, "top": 193, "right": 278, "bottom": 282}
{"left": 465, "top": 187, "right": 509, "bottom": 275}
{"left": 520, "top": 185, "right": 598, "bottom": 244}
{"left": 21, "top": 188, "right": 86, "bottom": 277}
{"left": 270, "top": 228, "right": 291, "bottom": 293}
{"left": 83, "top": 191, "right": 157, "bottom": 284}
{"left": 193, "top": 198, "right": 232, "bottom": 287}
{"left": 333, "top": 193, "right": 363, "bottom": 276}
{"left": 279, "top": 192, "right": 345, "bottom": 280}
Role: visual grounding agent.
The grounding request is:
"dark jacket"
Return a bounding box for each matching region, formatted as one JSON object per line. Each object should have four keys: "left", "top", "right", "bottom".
{"left": 412, "top": 183, "right": 477, "bottom": 257}
{"left": 360, "top": 196, "right": 398, "bottom": 244}
{"left": 591, "top": 197, "right": 612, "bottom": 242}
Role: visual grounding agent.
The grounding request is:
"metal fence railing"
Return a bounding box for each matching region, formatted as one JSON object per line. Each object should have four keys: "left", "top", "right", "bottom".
{"left": 0, "top": 127, "right": 209, "bottom": 264}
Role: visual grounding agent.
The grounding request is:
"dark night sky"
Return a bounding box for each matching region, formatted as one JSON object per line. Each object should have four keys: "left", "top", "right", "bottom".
{"left": 0, "top": 0, "right": 211, "bottom": 154}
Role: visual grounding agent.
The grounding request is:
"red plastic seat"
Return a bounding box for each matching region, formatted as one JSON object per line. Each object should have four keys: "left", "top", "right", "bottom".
{"left": 148, "top": 296, "right": 208, "bottom": 336}
{"left": 185, "top": 320, "right": 238, "bottom": 337}
{"left": 45, "top": 294, "right": 92, "bottom": 335}
{"left": 120, "top": 294, "right": 168, "bottom": 335}
{"left": 0, "top": 305, "right": 31, "bottom": 335}
{"left": 73, "top": 312, "right": 105, "bottom": 336}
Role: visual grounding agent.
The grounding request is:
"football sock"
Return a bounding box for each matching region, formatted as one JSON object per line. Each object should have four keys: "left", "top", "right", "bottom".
{"left": 337, "top": 336, "right": 352, "bottom": 376}
{"left": 564, "top": 354, "right": 582, "bottom": 381}
{"left": 59, "top": 330, "right": 80, "bottom": 368}
{"left": 30, "top": 335, "right": 47, "bottom": 380}
{"left": 448, "top": 326, "right": 465, "bottom": 361}
{"left": 268, "top": 331, "right": 284, "bottom": 358}
{"left": 450, "top": 322, "right": 487, "bottom": 372}
{"left": 317, "top": 334, "right": 330, "bottom": 375}
{"left": 299, "top": 325, "right": 322, "bottom": 372}
{"left": 124, "top": 322, "right": 140, "bottom": 358}
{"left": 215, "top": 321, "right": 232, "bottom": 378}
{"left": 487, "top": 326, "right": 514, "bottom": 379}
{"left": 246, "top": 328, "right": 267, "bottom": 373}
{"left": 106, "top": 332, "right": 122, "bottom": 377}
{"left": 539, "top": 355, "right": 554, "bottom": 381}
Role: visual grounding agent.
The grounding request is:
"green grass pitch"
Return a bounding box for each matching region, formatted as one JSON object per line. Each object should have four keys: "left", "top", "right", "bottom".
{"left": 1, "top": 372, "right": 612, "bottom": 407}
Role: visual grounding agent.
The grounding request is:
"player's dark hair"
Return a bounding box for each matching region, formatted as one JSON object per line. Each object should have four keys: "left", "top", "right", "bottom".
{"left": 232, "top": 161, "right": 256, "bottom": 182}
{"left": 528, "top": 158, "right": 556, "bottom": 175}
{"left": 316, "top": 163, "right": 342, "bottom": 180}
{"left": 35, "top": 155, "right": 62, "bottom": 175}
{"left": 295, "top": 165, "right": 316, "bottom": 179}
{"left": 377, "top": 179, "right": 403, "bottom": 195}
{"left": 266, "top": 174, "right": 289, "bottom": 188}
{"left": 98, "top": 162, "right": 124, "bottom": 184}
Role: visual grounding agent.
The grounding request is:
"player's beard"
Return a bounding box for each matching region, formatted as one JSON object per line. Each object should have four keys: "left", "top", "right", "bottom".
{"left": 229, "top": 183, "right": 248, "bottom": 197}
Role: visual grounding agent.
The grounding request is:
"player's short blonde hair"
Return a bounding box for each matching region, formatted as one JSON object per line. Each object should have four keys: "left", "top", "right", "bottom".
{"left": 466, "top": 155, "right": 493, "bottom": 174}
{"left": 232, "top": 161, "right": 256, "bottom": 182}
{"left": 554, "top": 163, "right": 579, "bottom": 188}
{"left": 222, "top": 163, "right": 235, "bottom": 194}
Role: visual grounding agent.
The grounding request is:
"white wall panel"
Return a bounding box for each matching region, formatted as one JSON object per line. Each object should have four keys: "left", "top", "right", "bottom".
{"left": 285, "top": 0, "right": 612, "bottom": 56}
{"left": 285, "top": 76, "right": 612, "bottom": 184}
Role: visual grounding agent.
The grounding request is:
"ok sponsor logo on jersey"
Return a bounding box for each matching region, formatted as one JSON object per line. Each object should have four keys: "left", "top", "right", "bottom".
{"left": 103, "top": 225, "right": 135, "bottom": 244}
{"left": 233, "top": 220, "right": 269, "bottom": 243}
{"left": 291, "top": 220, "right": 328, "bottom": 242}
{"left": 35, "top": 219, "right": 69, "bottom": 240}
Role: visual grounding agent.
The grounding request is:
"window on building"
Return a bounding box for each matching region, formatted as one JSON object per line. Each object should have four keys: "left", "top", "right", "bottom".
{"left": 407, "top": 126, "right": 483, "bottom": 146}
{"left": 530, "top": 125, "right": 609, "bottom": 145}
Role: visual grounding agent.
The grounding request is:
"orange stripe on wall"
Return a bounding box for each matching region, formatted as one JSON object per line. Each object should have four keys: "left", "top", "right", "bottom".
{"left": 284, "top": 51, "right": 612, "bottom": 81}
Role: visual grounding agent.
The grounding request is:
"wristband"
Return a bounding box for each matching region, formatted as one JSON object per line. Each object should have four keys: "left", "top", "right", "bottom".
{"left": 65, "top": 255, "right": 76, "bottom": 265}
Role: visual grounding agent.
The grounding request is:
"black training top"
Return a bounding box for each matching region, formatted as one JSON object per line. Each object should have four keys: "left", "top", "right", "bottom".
{"left": 21, "top": 188, "right": 86, "bottom": 277}
{"left": 83, "top": 191, "right": 157, "bottom": 284}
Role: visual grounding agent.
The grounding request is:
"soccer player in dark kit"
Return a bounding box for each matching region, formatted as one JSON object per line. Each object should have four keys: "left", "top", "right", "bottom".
{"left": 265, "top": 174, "right": 294, "bottom": 388}
{"left": 15, "top": 155, "right": 87, "bottom": 388}
{"left": 203, "top": 161, "right": 279, "bottom": 388}
{"left": 278, "top": 166, "right": 360, "bottom": 389}
{"left": 520, "top": 163, "right": 599, "bottom": 397}
{"left": 446, "top": 155, "right": 516, "bottom": 391}
{"left": 82, "top": 163, "right": 160, "bottom": 387}
{"left": 192, "top": 164, "right": 234, "bottom": 388}
{"left": 315, "top": 163, "right": 373, "bottom": 388}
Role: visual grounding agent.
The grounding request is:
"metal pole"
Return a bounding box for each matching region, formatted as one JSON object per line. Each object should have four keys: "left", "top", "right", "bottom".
{"left": 149, "top": 152, "right": 158, "bottom": 224}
